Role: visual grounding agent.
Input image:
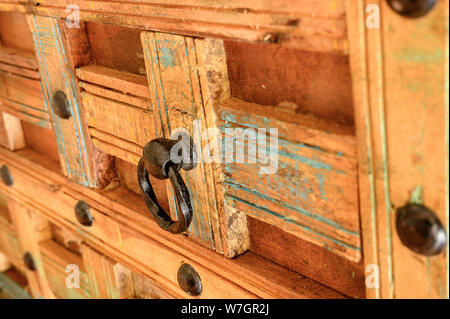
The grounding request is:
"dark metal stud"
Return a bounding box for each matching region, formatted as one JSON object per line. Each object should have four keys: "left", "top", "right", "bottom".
{"left": 0, "top": 165, "right": 13, "bottom": 186}
{"left": 52, "top": 90, "right": 72, "bottom": 119}
{"left": 387, "top": 0, "right": 437, "bottom": 18}
{"left": 23, "top": 252, "right": 36, "bottom": 271}
{"left": 396, "top": 203, "right": 447, "bottom": 256}
{"left": 177, "top": 263, "right": 202, "bottom": 296}
{"left": 74, "top": 200, "right": 93, "bottom": 226}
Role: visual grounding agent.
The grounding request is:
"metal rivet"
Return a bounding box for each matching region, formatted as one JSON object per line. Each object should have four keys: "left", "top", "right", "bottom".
{"left": 23, "top": 252, "right": 36, "bottom": 271}
{"left": 74, "top": 200, "right": 93, "bottom": 226}
{"left": 387, "top": 0, "right": 437, "bottom": 18}
{"left": 52, "top": 90, "right": 72, "bottom": 119}
{"left": 0, "top": 165, "right": 13, "bottom": 186}
{"left": 396, "top": 203, "right": 447, "bottom": 256}
{"left": 177, "top": 263, "right": 202, "bottom": 296}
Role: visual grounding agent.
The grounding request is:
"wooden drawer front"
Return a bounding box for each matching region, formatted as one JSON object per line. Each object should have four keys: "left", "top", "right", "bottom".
{"left": 39, "top": 240, "right": 91, "bottom": 299}
{"left": 77, "top": 65, "right": 153, "bottom": 164}
{"left": 217, "top": 101, "right": 360, "bottom": 262}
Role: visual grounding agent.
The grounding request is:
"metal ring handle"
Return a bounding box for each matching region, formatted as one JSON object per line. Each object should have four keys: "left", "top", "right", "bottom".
{"left": 138, "top": 157, "right": 193, "bottom": 234}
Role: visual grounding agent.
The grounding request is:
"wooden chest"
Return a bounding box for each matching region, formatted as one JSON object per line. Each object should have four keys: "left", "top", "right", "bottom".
{"left": 0, "top": 0, "right": 448, "bottom": 299}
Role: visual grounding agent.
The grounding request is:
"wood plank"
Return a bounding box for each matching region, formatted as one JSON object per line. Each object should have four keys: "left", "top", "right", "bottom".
{"left": 81, "top": 244, "right": 134, "bottom": 299}
{"left": 0, "top": 46, "right": 38, "bottom": 70}
{"left": 141, "top": 32, "right": 246, "bottom": 256}
{"left": 347, "top": 0, "right": 449, "bottom": 298}
{"left": 12, "top": 0, "right": 351, "bottom": 54}
{"left": 0, "top": 73, "right": 45, "bottom": 110}
{"left": 0, "top": 222, "right": 21, "bottom": 268}
{"left": 39, "top": 239, "right": 91, "bottom": 299}
{"left": 216, "top": 99, "right": 361, "bottom": 262}
{"left": 248, "top": 216, "right": 364, "bottom": 298}
{"left": 0, "top": 111, "right": 25, "bottom": 150}
{"left": 7, "top": 199, "right": 55, "bottom": 298}
{"left": 0, "top": 62, "right": 40, "bottom": 79}
{"left": 132, "top": 272, "right": 174, "bottom": 299}
{"left": 26, "top": 15, "right": 115, "bottom": 189}
{"left": 77, "top": 65, "right": 151, "bottom": 99}
{"left": 0, "top": 147, "right": 346, "bottom": 299}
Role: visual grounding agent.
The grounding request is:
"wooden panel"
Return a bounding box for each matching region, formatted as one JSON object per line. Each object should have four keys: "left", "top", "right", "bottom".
{"left": 248, "top": 217, "right": 364, "bottom": 298}
{"left": 0, "top": 147, "right": 346, "bottom": 299}
{"left": 132, "top": 272, "right": 174, "bottom": 299}
{"left": 0, "top": 111, "right": 25, "bottom": 151}
{"left": 0, "top": 46, "right": 50, "bottom": 128}
{"left": 0, "top": 11, "right": 36, "bottom": 53}
{"left": 22, "top": 121, "right": 61, "bottom": 164}
{"left": 141, "top": 32, "right": 246, "bottom": 256}
{"left": 347, "top": 0, "right": 449, "bottom": 298}
{"left": 26, "top": 15, "right": 114, "bottom": 188}
{"left": 0, "top": 46, "right": 37, "bottom": 70}
{"left": 0, "top": 0, "right": 352, "bottom": 54}
{"left": 0, "top": 220, "right": 21, "bottom": 268}
{"left": 216, "top": 99, "right": 361, "bottom": 262}
{"left": 7, "top": 199, "right": 54, "bottom": 298}
{"left": 224, "top": 41, "right": 355, "bottom": 126}
{"left": 39, "top": 239, "right": 91, "bottom": 299}
{"left": 76, "top": 65, "right": 153, "bottom": 164}
{"left": 81, "top": 244, "right": 134, "bottom": 299}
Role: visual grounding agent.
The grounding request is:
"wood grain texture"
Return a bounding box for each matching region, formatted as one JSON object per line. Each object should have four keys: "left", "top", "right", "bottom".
{"left": 7, "top": 199, "right": 55, "bottom": 298}
{"left": 26, "top": 15, "right": 115, "bottom": 189}
{"left": 81, "top": 243, "right": 134, "bottom": 299}
{"left": 0, "top": 147, "right": 346, "bottom": 299}
{"left": 0, "top": 0, "right": 350, "bottom": 54}
{"left": 347, "top": 0, "right": 449, "bottom": 299}
{"left": 0, "top": 46, "right": 49, "bottom": 128}
{"left": 39, "top": 239, "right": 91, "bottom": 299}
{"left": 0, "top": 111, "right": 25, "bottom": 151}
{"left": 224, "top": 41, "right": 355, "bottom": 126}
{"left": 141, "top": 32, "right": 247, "bottom": 257}
{"left": 76, "top": 65, "right": 153, "bottom": 164}
{"left": 216, "top": 99, "right": 361, "bottom": 262}
{"left": 248, "top": 216, "right": 364, "bottom": 298}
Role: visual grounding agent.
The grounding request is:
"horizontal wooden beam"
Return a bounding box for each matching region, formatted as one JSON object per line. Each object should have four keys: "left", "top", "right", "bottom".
{"left": 0, "top": 0, "right": 349, "bottom": 54}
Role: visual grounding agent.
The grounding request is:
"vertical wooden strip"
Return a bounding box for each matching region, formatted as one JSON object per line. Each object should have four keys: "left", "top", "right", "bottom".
{"left": 26, "top": 15, "right": 114, "bottom": 188}
{"left": 347, "top": 0, "right": 449, "bottom": 298}
{"left": 0, "top": 111, "right": 25, "bottom": 150}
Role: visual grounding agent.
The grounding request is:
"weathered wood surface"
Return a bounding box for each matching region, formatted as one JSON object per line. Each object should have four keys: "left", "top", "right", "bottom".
{"left": 0, "top": 111, "right": 25, "bottom": 151}
{"left": 248, "top": 216, "right": 365, "bottom": 298}
{"left": 0, "top": 0, "right": 348, "bottom": 54}
{"left": 40, "top": 239, "right": 91, "bottom": 299}
{"left": 81, "top": 243, "right": 134, "bottom": 299}
{"left": 7, "top": 199, "right": 55, "bottom": 298}
{"left": 141, "top": 32, "right": 247, "bottom": 256}
{"left": 0, "top": 45, "right": 50, "bottom": 128}
{"left": 77, "top": 65, "right": 153, "bottom": 165}
{"left": 0, "top": 146, "right": 346, "bottom": 299}
{"left": 347, "top": 0, "right": 449, "bottom": 299}
{"left": 26, "top": 15, "right": 115, "bottom": 188}
{"left": 216, "top": 99, "right": 361, "bottom": 262}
